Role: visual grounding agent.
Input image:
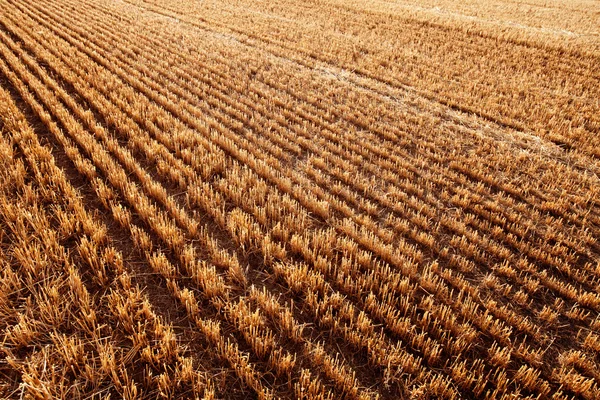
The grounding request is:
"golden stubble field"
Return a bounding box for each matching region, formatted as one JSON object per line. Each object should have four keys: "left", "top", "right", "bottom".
{"left": 0, "top": 0, "right": 599, "bottom": 398}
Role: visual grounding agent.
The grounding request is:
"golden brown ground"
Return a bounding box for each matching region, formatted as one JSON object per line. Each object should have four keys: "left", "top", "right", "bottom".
{"left": 0, "top": 0, "right": 599, "bottom": 398}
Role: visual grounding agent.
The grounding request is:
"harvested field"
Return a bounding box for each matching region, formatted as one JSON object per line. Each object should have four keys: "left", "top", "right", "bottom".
{"left": 0, "top": 0, "right": 599, "bottom": 398}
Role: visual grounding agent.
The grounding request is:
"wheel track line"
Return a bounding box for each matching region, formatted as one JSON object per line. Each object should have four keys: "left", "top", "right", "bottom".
{"left": 121, "top": 0, "right": 600, "bottom": 156}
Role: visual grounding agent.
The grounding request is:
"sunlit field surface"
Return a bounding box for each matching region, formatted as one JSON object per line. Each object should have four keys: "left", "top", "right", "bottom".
{"left": 0, "top": 0, "right": 599, "bottom": 398}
